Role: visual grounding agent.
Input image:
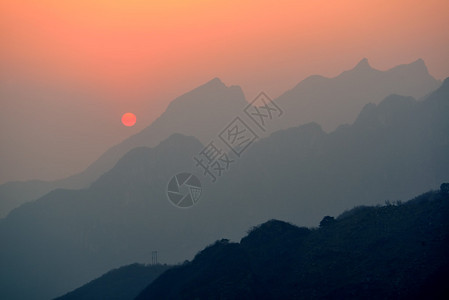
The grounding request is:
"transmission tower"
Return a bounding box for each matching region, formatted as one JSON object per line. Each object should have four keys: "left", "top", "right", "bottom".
{"left": 151, "top": 251, "right": 158, "bottom": 265}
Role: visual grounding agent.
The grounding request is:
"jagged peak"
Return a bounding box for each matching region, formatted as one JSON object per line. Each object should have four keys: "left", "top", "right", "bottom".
{"left": 389, "top": 58, "right": 429, "bottom": 74}
{"left": 353, "top": 58, "right": 372, "bottom": 71}
{"left": 180, "top": 77, "right": 228, "bottom": 98}
{"left": 335, "top": 58, "right": 375, "bottom": 78}
{"left": 411, "top": 58, "right": 425, "bottom": 66}
{"left": 202, "top": 77, "right": 226, "bottom": 89}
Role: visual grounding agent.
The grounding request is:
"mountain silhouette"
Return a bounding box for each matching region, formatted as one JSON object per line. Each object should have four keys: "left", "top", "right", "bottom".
{"left": 1, "top": 78, "right": 448, "bottom": 299}
{"left": 274, "top": 58, "right": 440, "bottom": 133}
{"left": 0, "top": 78, "right": 246, "bottom": 218}
{"left": 0, "top": 134, "right": 213, "bottom": 299}
{"left": 54, "top": 264, "right": 170, "bottom": 300}
{"left": 201, "top": 78, "right": 449, "bottom": 234}
{"left": 0, "top": 78, "right": 448, "bottom": 299}
{"left": 136, "top": 187, "right": 449, "bottom": 299}
{"left": 0, "top": 60, "right": 440, "bottom": 218}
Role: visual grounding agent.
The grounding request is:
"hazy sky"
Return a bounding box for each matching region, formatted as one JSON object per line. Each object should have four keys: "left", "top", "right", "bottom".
{"left": 1, "top": 0, "right": 448, "bottom": 183}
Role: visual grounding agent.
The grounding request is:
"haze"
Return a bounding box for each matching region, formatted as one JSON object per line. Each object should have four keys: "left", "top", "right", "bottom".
{"left": 1, "top": 0, "right": 448, "bottom": 184}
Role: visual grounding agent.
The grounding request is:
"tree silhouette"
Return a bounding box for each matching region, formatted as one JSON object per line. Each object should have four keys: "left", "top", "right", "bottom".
{"left": 319, "top": 216, "right": 336, "bottom": 227}
{"left": 441, "top": 183, "right": 449, "bottom": 195}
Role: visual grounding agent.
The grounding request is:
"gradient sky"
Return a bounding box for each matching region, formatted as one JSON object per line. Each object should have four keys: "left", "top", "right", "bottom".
{"left": 1, "top": 0, "right": 448, "bottom": 183}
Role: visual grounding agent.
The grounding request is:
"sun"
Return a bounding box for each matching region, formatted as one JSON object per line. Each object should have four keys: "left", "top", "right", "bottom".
{"left": 121, "top": 112, "right": 137, "bottom": 127}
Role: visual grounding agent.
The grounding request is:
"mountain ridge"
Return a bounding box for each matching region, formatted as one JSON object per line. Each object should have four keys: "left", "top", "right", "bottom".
{"left": 136, "top": 186, "right": 449, "bottom": 299}
{"left": 0, "top": 78, "right": 246, "bottom": 218}
{"left": 275, "top": 58, "right": 440, "bottom": 133}
{"left": 1, "top": 78, "right": 448, "bottom": 299}
{"left": 0, "top": 59, "right": 441, "bottom": 219}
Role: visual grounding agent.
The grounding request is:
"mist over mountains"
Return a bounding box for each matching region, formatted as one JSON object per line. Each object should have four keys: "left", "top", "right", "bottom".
{"left": 56, "top": 186, "right": 449, "bottom": 300}
{"left": 136, "top": 188, "right": 449, "bottom": 300}
{"left": 275, "top": 58, "right": 440, "bottom": 132}
{"left": 187, "top": 78, "right": 449, "bottom": 237}
{"left": 0, "top": 70, "right": 448, "bottom": 299}
{"left": 0, "top": 79, "right": 245, "bottom": 218}
{"left": 0, "top": 59, "right": 441, "bottom": 218}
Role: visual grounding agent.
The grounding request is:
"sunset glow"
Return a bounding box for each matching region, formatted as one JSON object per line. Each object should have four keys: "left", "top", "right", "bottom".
{"left": 1, "top": 0, "right": 448, "bottom": 183}
{"left": 2, "top": 0, "right": 449, "bottom": 93}
{"left": 121, "top": 113, "right": 137, "bottom": 127}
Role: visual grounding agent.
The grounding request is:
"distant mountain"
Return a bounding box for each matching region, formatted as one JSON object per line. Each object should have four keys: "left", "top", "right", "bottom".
{"left": 0, "top": 180, "right": 61, "bottom": 219}
{"left": 0, "top": 79, "right": 448, "bottom": 299}
{"left": 0, "top": 134, "right": 213, "bottom": 299}
{"left": 136, "top": 186, "right": 449, "bottom": 299}
{"left": 67, "top": 78, "right": 246, "bottom": 189}
{"left": 0, "top": 59, "right": 440, "bottom": 218}
{"left": 0, "top": 78, "right": 246, "bottom": 218}
{"left": 204, "top": 77, "right": 449, "bottom": 231}
{"left": 54, "top": 264, "right": 170, "bottom": 300}
{"left": 275, "top": 58, "right": 440, "bottom": 133}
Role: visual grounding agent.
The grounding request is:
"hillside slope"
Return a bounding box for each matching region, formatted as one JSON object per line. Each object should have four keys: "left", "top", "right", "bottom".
{"left": 137, "top": 185, "right": 449, "bottom": 299}
{"left": 55, "top": 264, "right": 170, "bottom": 300}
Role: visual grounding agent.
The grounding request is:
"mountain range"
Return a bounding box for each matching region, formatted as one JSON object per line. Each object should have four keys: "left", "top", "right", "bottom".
{"left": 55, "top": 264, "right": 170, "bottom": 300}
{"left": 0, "top": 75, "right": 448, "bottom": 299}
{"left": 0, "top": 59, "right": 441, "bottom": 218}
{"left": 275, "top": 58, "right": 440, "bottom": 132}
{"left": 136, "top": 186, "right": 449, "bottom": 299}
{"left": 55, "top": 186, "right": 449, "bottom": 299}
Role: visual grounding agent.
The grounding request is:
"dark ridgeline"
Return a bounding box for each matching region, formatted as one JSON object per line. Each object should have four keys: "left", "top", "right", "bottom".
{"left": 136, "top": 186, "right": 449, "bottom": 299}
{"left": 0, "top": 59, "right": 441, "bottom": 219}
{"left": 54, "top": 264, "right": 170, "bottom": 300}
{"left": 0, "top": 78, "right": 448, "bottom": 300}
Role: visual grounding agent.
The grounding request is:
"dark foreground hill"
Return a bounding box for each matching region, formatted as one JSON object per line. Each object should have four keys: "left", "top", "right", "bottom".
{"left": 137, "top": 185, "right": 449, "bottom": 299}
{"left": 55, "top": 264, "right": 170, "bottom": 300}
{"left": 1, "top": 78, "right": 448, "bottom": 299}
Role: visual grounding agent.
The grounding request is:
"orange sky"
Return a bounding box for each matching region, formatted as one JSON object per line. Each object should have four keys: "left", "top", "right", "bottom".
{"left": 1, "top": 0, "right": 449, "bottom": 183}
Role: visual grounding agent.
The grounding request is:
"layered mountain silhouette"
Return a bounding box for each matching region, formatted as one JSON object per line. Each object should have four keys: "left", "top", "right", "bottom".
{"left": 136, "top": 187, "right": 449, "bottom": 299}
{"left": 204, "top": 77, "right": 449, "bottom": 231}
{"left": 0, "top": 134, "right": 214, "bottom": 299}
{"left": 55, "top": 264, "right": 170, "bottom": 300}
{"left": 0, "top": 78, "right": 246, "bottom": 218}
{"left": 0, "top": 77, "right": 448, "bottom": 299}
{"left": 0, "top": 59, "right": 440, "bottom": 218}
{"left": 275, "top": 58, "right": 440, "bottom": 132}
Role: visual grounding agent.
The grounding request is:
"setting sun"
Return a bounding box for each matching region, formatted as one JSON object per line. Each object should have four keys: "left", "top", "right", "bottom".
{"left": 121, "top": 112, "right": 136, "bottom": 127}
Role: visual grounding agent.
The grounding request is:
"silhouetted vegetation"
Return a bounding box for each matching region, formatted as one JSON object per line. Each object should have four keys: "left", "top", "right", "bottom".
{"left": 137, "top": 187, "right": 449, "bottom": 299}
{"left": 319, "top": 216, "right": 335, "bottom": 227}
{"left": 2, "top": 78, "right": 448, "bottom": 299}
{"left": 441, "top": 183, "right": 449, "bottom": 195}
